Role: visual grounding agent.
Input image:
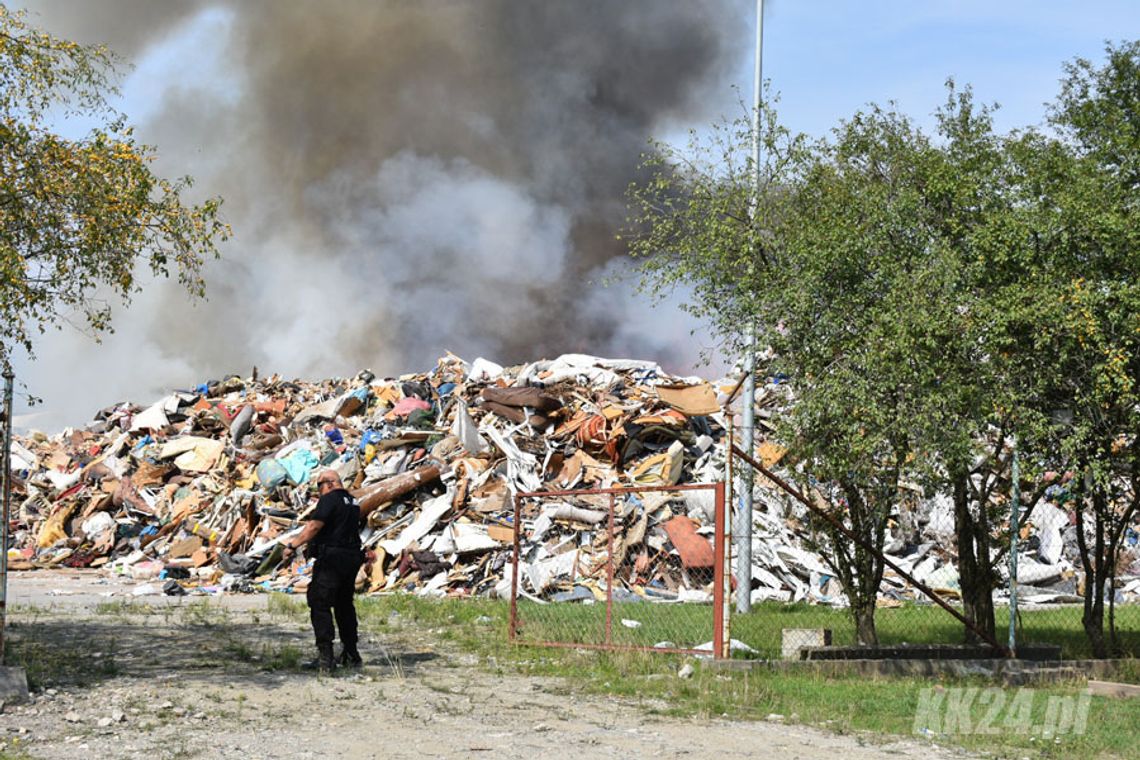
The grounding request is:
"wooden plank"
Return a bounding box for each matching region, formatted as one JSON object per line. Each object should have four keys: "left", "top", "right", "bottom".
{"left": 486, "top": 524, "right": 514, "bottom": 543}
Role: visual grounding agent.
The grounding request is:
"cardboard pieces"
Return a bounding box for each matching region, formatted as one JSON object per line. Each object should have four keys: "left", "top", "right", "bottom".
{"left": 7, "top": 350, "right": 1132, "bottom": 613}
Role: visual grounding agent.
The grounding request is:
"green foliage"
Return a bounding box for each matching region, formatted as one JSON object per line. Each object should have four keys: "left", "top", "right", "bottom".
{"left": 623, "top": 99, "right": 813, "bottom": 357}
{"left": 0, "top": 5, "right": 228, "bottom": 366}
{"left": 627, "top": 43, "right": 1140, "bottom": 654}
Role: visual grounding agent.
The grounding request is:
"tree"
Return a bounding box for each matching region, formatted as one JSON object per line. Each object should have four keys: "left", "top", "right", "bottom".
{"left": 770, "top": 103, "right": 974, "bottom": 645}
{"left": 622, "top": 105, "right": 807, "bottom": 356}
{"left": 626, "top": 102, "right": 937, "bottom": 644}
{"left": 0, "top": 6, "right": 228, "bottom": 369}
{"left": 628, "top": 45, "right": 1140, "bottom": 654}
{"left": 913, "top": 86, "right": 1031, "bottom": 647}
{"left": 1003, "top": 41, "right": 1140, "bottom": 656}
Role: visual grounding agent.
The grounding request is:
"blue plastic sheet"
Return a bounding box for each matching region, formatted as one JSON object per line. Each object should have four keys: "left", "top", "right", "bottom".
{"left": 278, "top": 447, "right": 320, "bottom": 485}
{"left": 359, "top": 429, "right": 385, "bottom": 451}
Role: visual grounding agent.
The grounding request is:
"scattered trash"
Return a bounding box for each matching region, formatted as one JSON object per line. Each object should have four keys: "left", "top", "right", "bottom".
{"left": 3, "top": 351, "right": 1134, "bottom": 612}
{"left": 695, "top": 639, "right": 759, "bottom": 655}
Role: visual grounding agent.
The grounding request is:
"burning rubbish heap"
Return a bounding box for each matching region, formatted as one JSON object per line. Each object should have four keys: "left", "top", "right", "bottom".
{"left": 5, "top": 353, "right": 1139, "bottom": 606}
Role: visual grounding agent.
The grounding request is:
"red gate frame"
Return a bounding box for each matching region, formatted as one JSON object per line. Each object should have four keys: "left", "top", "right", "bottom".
{"left": 508, "top": 482, "right": 727, "bottom": 658}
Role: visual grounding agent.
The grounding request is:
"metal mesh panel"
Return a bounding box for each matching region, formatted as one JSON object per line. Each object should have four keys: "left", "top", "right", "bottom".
{"left": 509, "top": 484, "right": 725, "bottom": 655}
{"left": 1012, "top": 486, "right": 1140, "bottom": 658}
{"left": 727, "top": 451, "right": 1140, "bottom": 661}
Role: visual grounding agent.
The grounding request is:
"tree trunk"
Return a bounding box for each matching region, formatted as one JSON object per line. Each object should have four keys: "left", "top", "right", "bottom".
{"left": 1077, "top": 489, "right": 1109, "bottom": 658}
{"left": 854, "top": 600, "right": 878, "bottom": 646}
{"left": 844, "top": 481, "right": 885, "bottom": 646}
{"left": 1083, "top": 582, "right": 1107, "bottom": 658}
{"left": 953, "top": 472, "right": 997, "bottom": 644}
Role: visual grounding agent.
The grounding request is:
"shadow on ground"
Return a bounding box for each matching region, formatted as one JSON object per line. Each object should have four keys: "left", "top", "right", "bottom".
{"left": 4, "top": 607, "right": 439, "bottom": 692}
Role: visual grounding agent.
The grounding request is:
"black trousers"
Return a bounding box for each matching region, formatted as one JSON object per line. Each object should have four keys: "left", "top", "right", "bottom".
{"left": 306, "top": 547, "right": 364, "bottom": 648}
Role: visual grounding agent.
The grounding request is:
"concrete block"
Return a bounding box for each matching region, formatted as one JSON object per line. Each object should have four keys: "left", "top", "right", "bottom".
{"left": 1088, "top": 679, "right": 1140, "bottom": 699}
{"left": 0, "top": 667, "right": 29, "bottom": 703}
{"left": 782, "top": 628, "right": 831, "bottom": 660}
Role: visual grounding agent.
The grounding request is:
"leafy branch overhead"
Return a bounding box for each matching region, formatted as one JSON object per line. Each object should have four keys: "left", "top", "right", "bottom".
{"left": 0, "top": 5, "right": 229, "bottom": 366}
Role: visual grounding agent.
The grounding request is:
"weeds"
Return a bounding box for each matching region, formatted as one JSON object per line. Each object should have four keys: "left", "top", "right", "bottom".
{"left": 0, "top": 742, "right": 35, "bottom": 760}
{"left": 6, "top": 636, "right": 120, "bottom": 690}
{"left": 94, "top": 600, "right": 153, "bottom": 618}
{"left": 261, "top": 643, "right": 303, "bottom": 671}
{"left": 267, "top": 593, "right": 307, "bottom": 619}
{"left": 178, "top": 600, "right": 231, "bottom": 628}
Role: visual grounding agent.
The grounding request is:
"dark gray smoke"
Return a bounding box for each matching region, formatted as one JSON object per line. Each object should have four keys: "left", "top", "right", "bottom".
{"left": 14, "top": 0, "right": 745, "bottom": 426}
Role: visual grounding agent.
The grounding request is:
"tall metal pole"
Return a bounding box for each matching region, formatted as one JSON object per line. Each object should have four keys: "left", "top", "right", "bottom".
{"left": 723, "top": 413, "right": 734, "bottom": 649}
{"left": 735, "top": 0, "right": 764, "bottom": 614}
{"left": 1008, "top": 444, "right": 1020, "bottom": 658}
{"left": 1, "top": 366, "right": 13, "bottom": 665}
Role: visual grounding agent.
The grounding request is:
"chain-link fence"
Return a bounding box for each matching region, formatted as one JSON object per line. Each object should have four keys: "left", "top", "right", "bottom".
{"left": 505, "top": 453, "right": 1139, "bottom": 661}
{"left": 1008, "top": 480, "right": 1140, "bottom": 659}
{"left": 725, "top": 452, "right": 999, "bottom": 660}
{"left": 508, "top": 483, "right": 727, "bottom": 656}
{"left": 727, "top": 445, "right": 1140, "bottom": 661}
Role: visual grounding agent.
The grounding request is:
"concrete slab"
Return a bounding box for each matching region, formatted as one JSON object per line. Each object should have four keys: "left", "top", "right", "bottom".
{"left": 1088, "top": 679, "right": 1140, "bottom": 698}
{"left": 0, "top": 666, "right": 29, "bottom": 703}
{"left": 781, "top": 628, "right": 831, "bottom": 660}
{"left": 800, "top": 642, "right": 1061, "bottom": 661}
{"left": 708, "top": 657, "right": 1135, "bottom": 686}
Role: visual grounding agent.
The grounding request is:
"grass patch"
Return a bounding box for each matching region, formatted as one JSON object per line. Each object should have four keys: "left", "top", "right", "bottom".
{"left": 267, "top": 592, "right": 308, "bottom": 619}
{"left": 262, "top": 643, "right": 304, "bottom": 670}
{"left": 5, "top": 636, "right": 120, "bottom": 690}
{"left": 0, "top": 743, "right": 35, "bottom": 760}
{"left": 177, "top": 600, "right": 232, "bottom": 628}
{"left": 220, "top": 637, "right": 304, "bottom": 670}
{"left": 357, "top": 594, "right": 506, "bottom": 650}
{"left": 500, "top": 598, "right": 1140, "bottom": 659}
{"left": 94, "top": 599, "right": 156, "bottom": 617}
{"left": 353, "top": 593, "right": 1140, "bottom": 758}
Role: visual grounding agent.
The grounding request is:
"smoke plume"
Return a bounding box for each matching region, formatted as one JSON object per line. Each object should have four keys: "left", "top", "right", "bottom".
{"left": 13, "top": 0, "right": 745, "bottom": 428}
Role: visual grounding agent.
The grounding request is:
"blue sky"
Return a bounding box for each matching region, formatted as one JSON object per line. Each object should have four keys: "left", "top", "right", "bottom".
{"left": 9, "top": 0, "right": 1140, "bottom": 430}
{"left": 751, "top": 1, "right": 1137, "bottom": 139}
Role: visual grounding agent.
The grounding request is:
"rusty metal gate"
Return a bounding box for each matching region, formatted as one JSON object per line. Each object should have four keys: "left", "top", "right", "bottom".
{"left": 508, "top": 482, "right": 729, "bottom": 657}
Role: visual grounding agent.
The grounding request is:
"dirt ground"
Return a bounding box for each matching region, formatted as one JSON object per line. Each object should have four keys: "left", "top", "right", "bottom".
{"left": 0, "top": 570, "right": 973, "bottom": 760}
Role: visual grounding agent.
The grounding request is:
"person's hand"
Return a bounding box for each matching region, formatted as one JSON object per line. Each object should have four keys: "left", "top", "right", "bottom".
{"left": 282, "top": 543, "right": 297, "bottom": 563}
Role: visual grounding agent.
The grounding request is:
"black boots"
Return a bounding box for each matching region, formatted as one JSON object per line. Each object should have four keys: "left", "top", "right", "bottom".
{"left": 338, "top": 643, "right": 363, "bottom": 669}
{"left": 304, "top": 643, "right": 360, "bottom": 673}
{"left": 318, "top": 643, "right": 337, "bottom": 673}
{"left": 304, "top": 643, "right": 337, "bottom": 674}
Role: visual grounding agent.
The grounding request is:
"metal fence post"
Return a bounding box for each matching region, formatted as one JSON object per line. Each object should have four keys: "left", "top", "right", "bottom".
{"left": 509, "top": 491, "right": 521, "bottom": 642}
{"left": 1009, "top": 445, "right": 1020, "bottom": 658}
{"left": 1, "top": 367, "right": 12, "bottom": 665}
{"left": 713, "top": 480, "right": 727, "bottom": 659}
{"left": 605, "top": 492, "right": 615, "bottom": 646}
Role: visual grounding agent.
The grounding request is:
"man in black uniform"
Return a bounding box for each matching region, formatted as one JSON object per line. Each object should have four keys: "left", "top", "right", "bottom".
{"left": 282, "top": 469, "right": 365, "bottom": 673}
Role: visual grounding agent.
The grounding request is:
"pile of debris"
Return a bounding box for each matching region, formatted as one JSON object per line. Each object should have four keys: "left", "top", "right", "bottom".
{"left": 6, "top": 352, "right": 1139, "bottom": 607}
{"left": 5, "top": 354, "right": 735, "bottom": 601}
